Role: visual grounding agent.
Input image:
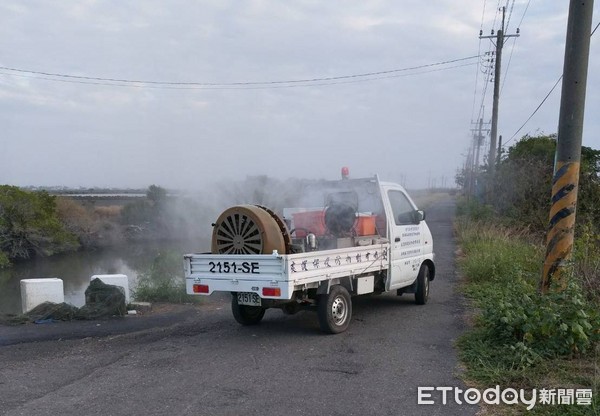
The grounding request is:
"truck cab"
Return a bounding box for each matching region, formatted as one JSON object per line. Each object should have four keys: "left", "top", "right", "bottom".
{"left": 381, "top": 182, "right": 434, "bottom": 293}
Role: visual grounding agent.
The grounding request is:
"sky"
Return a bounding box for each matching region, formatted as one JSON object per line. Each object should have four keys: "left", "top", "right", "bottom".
{"left": 1, "top": 1, "right": 598, "bottom": 190}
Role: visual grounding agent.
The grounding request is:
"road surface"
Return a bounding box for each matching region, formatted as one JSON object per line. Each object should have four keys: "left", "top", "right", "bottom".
{"left": 0, "top": 195, "right": 476, "bottom": 416}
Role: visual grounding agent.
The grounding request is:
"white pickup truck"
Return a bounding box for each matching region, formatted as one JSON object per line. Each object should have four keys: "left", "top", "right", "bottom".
{"left": 184, "top": 175, "right": 435, "bottom": 333}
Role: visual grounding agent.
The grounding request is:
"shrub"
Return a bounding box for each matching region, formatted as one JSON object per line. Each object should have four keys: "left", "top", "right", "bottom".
{"left": 455, "top": 198, "right": 494, "bottom": 221}
{"left": 573, "top": 222, "right": 600, "bottom": 303}
{"left": 478, "top": 278, "right": 599, "bottom": 360}
{"left": 0, "top": 251, "right": 9, "bottom": 269}
{"left": 486, "top": 134, "right": 600, "bottom": 234}
{"left": 132, "top": 251, "right": 198, "bottom": 304}
{"left": 0, "top": 186, "right": 78, "bottom": 261}
{"left": 55, "top": 197, "right": 98, "bottom": 246}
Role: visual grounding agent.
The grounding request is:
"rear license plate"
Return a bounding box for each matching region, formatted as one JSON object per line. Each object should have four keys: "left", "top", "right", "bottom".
{"left": 237, "top": 292, "right": 261, "bottom": 306}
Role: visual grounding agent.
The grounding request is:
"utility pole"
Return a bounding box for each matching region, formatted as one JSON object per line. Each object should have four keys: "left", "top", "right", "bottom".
{"left": 480, "top": 7, "right": 519, "bottom": 185}
{"left": 466, "top": 145, "right": 475, "bottom": 196}
{"left": 469, "top": 117, "right": 490, "bottom": 197}
{"left": 541, "top": 0, "right": 594, "bottom": 293}
{"left": 475, "top": 118, "right": 484, "bottom": 174}
{"left": 497, "top": 135, "right": 503, "bottom": 166}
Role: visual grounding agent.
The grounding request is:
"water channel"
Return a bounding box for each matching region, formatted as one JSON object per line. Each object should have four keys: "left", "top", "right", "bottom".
{"left": 0, "top": 238, "right": 210, "bottom": 315}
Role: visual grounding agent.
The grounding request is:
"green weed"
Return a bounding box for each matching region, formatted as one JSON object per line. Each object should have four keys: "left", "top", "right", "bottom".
{"left": 455, "top": 199, "right": 600, "bottom": 415}
{"left": 132, "top": 251, "right": 199, "bottom": 304}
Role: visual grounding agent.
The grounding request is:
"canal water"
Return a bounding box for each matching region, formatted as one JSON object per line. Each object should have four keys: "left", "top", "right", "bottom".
{"left": 0, "top": 238, "right": 210, "bottom": 315}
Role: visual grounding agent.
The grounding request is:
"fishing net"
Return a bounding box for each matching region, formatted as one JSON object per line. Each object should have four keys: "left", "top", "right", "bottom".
{"left": 78, "top": 277, "right": 127, "bottom": 319}
{"left": 0, "top": 278, "right": 127, "bottom": 325}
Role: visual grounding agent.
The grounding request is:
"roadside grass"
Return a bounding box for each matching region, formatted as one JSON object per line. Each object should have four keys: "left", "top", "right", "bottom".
{"left": 455, "top": 200, "right": 600, "bottom": 415}
{"left": 132, "top": 251, "right": 200, "bottom": 304}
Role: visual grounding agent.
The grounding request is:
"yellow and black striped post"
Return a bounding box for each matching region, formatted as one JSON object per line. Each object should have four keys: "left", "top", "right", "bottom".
{"left": 541, "top": 0, "right": 593, "bottom": 294}
{"left": 542, "top": 162, "right": 580, "bottom": 293}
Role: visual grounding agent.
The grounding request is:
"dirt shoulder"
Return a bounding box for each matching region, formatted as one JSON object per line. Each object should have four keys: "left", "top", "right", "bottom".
{"left": 0, "top": 299, "right": 229, "bottom": 346}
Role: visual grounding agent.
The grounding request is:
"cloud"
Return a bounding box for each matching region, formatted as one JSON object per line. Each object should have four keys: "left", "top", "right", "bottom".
{"left": 0, "top": 1, "right": 598, "bottom": 189}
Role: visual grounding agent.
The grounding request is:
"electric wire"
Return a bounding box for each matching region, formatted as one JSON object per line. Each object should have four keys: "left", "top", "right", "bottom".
{"left": 504, "top": 19, "right": 600, "bottom": 147}
{"left": 500, "top": 0, "right": 530, "bottom": 95}
{"left": 517, "top": 0, "right": 531, "bottom": 28}
{"left": 498, "top": 0, "right": 516, "bottom": 96}
{"left": 470, "top": 0, "right": 489, "bottom": 122}
{"left": 0, "top": 60, "right": 478, "bottom": 90}
{"left": 504, "top": 76, "right": 562, "bottom": 146}
{"left": 491, "top": 0, "right": 503, "bottom": 32}
{"left": 500, "top": 36, "right": 517, "bottom": 96}
{"left": 476, "top": 57, "right": 493, "bottom": 123}
{"left": 0, "top": 56, "right": 478, "bottom": 88}
{"left": 504, "top": 0, "right": 516, "bottom": 33}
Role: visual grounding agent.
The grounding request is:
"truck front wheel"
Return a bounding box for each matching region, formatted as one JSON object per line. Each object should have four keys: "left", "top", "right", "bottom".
{"left": 415, "top": 264, "right": 430, "bottom": 305}
{"left": 318, "top": 285, "right": 352, "bottom": 334}
{"left": 231, "top": 297, "right": 266, "bottom": 325}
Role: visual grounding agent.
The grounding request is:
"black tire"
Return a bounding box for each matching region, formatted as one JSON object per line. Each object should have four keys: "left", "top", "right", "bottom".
{"left": 415, "top": 264, "right": 430, "bottom": 305}
{"left": 317, "top": 285, "right": 352, "bottom": 334}
{"left": 231, "top": 295, "right": 265, "bottom": 325}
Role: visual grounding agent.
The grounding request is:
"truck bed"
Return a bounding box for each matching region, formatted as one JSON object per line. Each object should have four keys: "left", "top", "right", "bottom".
{"left": 185, "top": 242, "right": 390, "bottom": 300}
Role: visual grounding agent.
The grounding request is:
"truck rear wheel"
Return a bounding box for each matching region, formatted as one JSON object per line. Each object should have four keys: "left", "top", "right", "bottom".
{"left": 231, "top": 296, "right": 266, "bottom": 325}
{"left": 415, "top": 264, "right": 430, "bottom": 305}
{"left": 318, "top": 285, "right": 352, "bottom": 334}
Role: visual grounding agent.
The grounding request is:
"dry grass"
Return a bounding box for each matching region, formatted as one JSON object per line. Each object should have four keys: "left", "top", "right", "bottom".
{"left": 94, "top": 205, "right": 122, "bottom": 218}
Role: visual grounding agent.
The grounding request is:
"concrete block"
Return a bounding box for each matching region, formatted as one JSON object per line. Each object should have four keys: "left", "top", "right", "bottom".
{"left": 90, "top": 274, "right": 130, "bottom": 304}
{"left": 20, "top": 278, "right": 64, "bottom": 314}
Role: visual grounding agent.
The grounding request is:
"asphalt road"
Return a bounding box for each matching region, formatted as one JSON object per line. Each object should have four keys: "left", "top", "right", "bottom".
{"left": 0, "top": 195, "right": 476, "bottom": 416}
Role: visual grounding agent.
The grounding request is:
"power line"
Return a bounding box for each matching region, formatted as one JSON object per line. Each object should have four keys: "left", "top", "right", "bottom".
{"left": 480, "top": 0, "right": 489, "bottom": 32}
{"left": 0, "top": 60, "right": 477, "bottom": 90}
{"left": 0, "top": 56, "right": 479, "bottom": 88}
{"left": 491, "top": 0, "right": 503, "bottom": 30}
{"left": 500, "top": 37, "right": 516, "bottom": 95}
{"left": 499, "top": 0, "right": 518, "bottom": 96}
{"left": 471, "top": 0, "right": 489, "bottom": 122}
{"left": 504, "top": 0, "right": 516, "bottom": 33}
{"left": 502, "top": 0, "right": 531, "bottom": 95}
{"left": 504, "top": 75, "right": 562, "bottom": 146}
{"left": 504, "top": 19, "right": 599, "bottom": 147}
{"left": 517, "top": 0, "right": 532, "bottom": 28}
{"left": 476, "top": 62, "right": 492, "bottom": 122}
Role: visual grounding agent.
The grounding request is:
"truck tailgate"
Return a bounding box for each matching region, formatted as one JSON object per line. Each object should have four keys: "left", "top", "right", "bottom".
{"left": 185, "top": 243, "right": 390, "bottom": 299}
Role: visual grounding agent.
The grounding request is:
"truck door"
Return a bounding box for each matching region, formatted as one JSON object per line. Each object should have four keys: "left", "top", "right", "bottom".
{"left": 384, "top": 188, "right": 423, "bottom": 290}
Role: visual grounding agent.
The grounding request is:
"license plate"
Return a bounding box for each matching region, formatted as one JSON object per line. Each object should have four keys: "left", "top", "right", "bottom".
{"left": 237, "top": 292, "right": 261, "bottom": 306}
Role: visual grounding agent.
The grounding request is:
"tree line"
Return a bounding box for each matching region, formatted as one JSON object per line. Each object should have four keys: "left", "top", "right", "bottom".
{"left": 459, "top": 133, "right": 600, "bottom": 236}
{"left": 0, "top": 185, "right": 206, "bottom": 268}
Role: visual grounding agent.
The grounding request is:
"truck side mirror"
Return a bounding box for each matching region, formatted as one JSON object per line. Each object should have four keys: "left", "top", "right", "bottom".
{"left": 397, "top": 210, "right": 426, "bottom": 225}
{"left": 413, "top": 210, "right": 425, "bottom": 223}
